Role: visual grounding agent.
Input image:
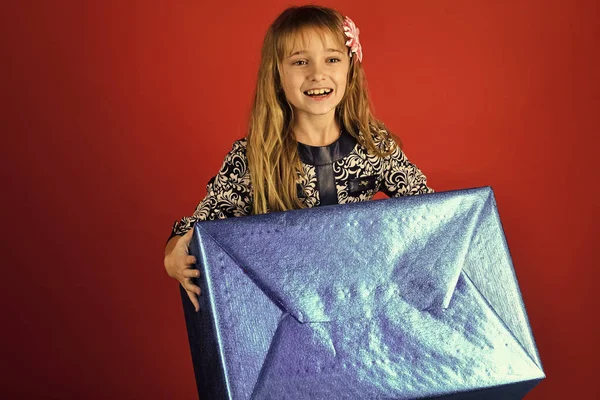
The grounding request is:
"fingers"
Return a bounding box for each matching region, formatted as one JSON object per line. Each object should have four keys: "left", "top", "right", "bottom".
{"left": 174, "top": 229, "right": 201, "bottom": 313}
{"left": 182, "top": 269, "right": 200, "bottom": 279}
{"left": 183, "top": 279, "right": 201, "bottom": 313}
{"left": 182, "top": 278, "right": 201, "bottom": 297}
{"left": 186, "top": 289, "right": 200, "bottom": 313}
{"left": 165, "top": 247, "right": 198, "bottom": 280}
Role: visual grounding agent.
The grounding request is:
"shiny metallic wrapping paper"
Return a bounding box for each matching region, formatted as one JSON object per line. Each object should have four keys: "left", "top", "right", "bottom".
{"left": 180, "top": 187, "right": 545, "bottom": 399}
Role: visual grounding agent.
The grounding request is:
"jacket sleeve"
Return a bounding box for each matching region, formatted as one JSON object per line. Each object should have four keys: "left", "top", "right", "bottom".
{"left": 380, "top": 142, "right": 434, "bottom": 197}
{"left": 168, "top": 139, "right": 252, "bottom": 240}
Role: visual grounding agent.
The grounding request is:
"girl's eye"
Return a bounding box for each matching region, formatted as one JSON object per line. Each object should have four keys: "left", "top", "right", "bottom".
{"left": 293, "top": 60, "right": 307, "bottom": 66}
{"left": 328, "top": 58, "right": 341, "bottom": 63}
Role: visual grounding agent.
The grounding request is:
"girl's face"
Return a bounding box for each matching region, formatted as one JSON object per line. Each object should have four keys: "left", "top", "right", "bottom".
{"left": 280, "top": 29, "right": 350, "bottom": 121}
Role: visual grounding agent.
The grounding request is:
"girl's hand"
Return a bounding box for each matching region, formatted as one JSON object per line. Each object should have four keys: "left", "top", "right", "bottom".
{"left": 164, "top": 229, "right": 201, "bottom": 312}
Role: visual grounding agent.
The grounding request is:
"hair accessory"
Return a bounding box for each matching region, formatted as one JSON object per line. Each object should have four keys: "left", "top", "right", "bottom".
{"left": 343, "top": 16, "right": 363, "bottom": 62}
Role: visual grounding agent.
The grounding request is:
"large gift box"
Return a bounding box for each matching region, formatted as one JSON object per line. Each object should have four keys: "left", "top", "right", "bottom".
{"left": 180, "top": 187, "right": 545, "bottom": 399}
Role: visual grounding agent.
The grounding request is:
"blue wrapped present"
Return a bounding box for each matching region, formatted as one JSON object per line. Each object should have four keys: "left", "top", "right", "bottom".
{"left": 180, "top": 187, "right": 545, "bottom": 399}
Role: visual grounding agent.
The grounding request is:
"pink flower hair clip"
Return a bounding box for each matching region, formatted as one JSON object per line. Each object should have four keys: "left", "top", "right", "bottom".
{"left": 343, "top": 16, "right": 363, "bottom": 62}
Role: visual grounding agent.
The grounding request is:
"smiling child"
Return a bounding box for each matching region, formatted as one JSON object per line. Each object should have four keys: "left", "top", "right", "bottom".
{"left": 164, "top": 5, "right": 433, "bottom": 311}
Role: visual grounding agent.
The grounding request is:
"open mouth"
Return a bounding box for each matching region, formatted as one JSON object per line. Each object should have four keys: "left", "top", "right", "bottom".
{"left": 303, "top": 88, "right": 333, "bottom": 98}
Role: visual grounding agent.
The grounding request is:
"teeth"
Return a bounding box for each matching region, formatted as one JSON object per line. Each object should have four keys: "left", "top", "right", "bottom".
{"left": 306, "top": 89, "right": 332, "bottom": 95}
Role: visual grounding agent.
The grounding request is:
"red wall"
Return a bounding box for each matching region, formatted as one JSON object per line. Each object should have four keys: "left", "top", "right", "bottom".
{"left": 2, "top": 0, "right": 598, "bottom": 398}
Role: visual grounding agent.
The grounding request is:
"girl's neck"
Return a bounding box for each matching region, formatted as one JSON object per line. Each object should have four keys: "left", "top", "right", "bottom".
{"left": 292, "top": 114, "right": 341, "bottom": 147}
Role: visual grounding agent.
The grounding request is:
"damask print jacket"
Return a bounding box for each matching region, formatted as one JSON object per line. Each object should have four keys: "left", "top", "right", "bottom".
{"left": 170, "top": 130, "right": 433, "bottom": 239}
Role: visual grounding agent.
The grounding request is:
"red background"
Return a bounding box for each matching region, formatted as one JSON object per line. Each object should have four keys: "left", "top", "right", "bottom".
{"left": 1, "top": 0, "right": 598, "bottom": 398}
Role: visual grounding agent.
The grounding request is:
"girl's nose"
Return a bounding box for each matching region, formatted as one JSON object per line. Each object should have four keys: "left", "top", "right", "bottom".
{"left": 308, "top": 63, "right": 325, "bottom": 81}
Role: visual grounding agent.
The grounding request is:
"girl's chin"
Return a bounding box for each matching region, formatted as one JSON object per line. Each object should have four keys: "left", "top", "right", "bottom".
{"left": 294, "top": 106, "right": 338, "bottom": 118}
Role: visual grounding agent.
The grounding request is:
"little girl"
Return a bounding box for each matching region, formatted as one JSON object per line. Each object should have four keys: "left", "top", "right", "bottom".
{"left": 164, "top": 5, "right": 433, "bottom": 311}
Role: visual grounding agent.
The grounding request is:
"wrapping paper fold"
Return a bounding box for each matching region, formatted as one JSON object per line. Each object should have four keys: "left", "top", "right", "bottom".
{"left": 180, "top": 187, "right": 545, "bottom": 399}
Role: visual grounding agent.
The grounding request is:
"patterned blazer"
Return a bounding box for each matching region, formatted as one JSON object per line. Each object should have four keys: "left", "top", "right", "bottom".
{"left": 170, "top": 130, "right": 433, "bottom": 239}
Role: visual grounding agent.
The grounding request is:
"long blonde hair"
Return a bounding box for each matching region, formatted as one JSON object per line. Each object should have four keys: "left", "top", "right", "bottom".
{"left": 247, "top": 5, "right": 398, "bottom": 215}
